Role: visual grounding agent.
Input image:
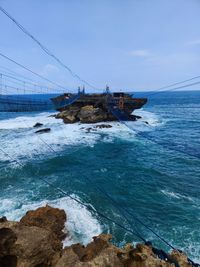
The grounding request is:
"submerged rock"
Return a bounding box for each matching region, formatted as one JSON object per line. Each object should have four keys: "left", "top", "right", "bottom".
{"left": 33, "top": 122, "right": 43, "bottom": 128}
{"left": 0, "top": 205, "right": 196, "bottom": 267}
{"left": 95, "top": 124, "right": 112, "bottom": 129}
{"left": 35, "top": 128, "right": 51, "bottom": 134}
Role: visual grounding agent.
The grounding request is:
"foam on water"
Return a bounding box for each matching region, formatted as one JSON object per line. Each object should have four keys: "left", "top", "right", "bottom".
{"left": 0, "top": 112, "right": 58, "bottom": 129}
{"left": 0, "top": 195, "right": 102, "bottom": 246}
{"left": 161, "top": 189, "right": 194, "bottom": 202}
{"left": 134, "top": 109, "right": 163, "bottom": 126}
{"left": 0, "top": 111, "right": 160, "bottom": 163}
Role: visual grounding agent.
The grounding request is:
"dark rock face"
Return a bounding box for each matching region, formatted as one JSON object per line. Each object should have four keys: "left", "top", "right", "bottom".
{"left": 0, "top": 217, "right": 7, "bottom": 223}
{"left": 33, "top": 122, "right": 43, "bottom": 128}
{"left": 0, "top": 228, "right": 17, "bottom": 256}
{"left": 0, "top": 206, "right": 195, "bottom": 267}
{"left": 35, "top": 128, "right": 51, "bottom": 134}
{"left": 95, "top": 124, "right": 112, "bottom": 129}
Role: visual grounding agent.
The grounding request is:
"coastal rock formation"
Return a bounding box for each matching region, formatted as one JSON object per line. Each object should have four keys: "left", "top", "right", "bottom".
{"left": 35, "top": 128, "right": 51, "bottom": 134}
{"left": 55, "top": 105, "right": 140, "bottom": 124}
{"left": 20, "top": 205, "right": 67, "bottom": 240}
{"left": 0, "top": 205, "right": 196, "bottom": 267}
{"left": 33, "top": 122, "right": 43, "bottom": 128}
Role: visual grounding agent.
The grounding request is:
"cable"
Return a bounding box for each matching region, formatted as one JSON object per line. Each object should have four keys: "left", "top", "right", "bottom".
{"left": 0, "top": 5, "right": 99, "bottom": 90}
{"left": 0, "top": 52, "right": 70, "bottom": 91}
{"left": 146, "top": 75, "right": 200, "bottom": 95}
{"left": 146, "top": 81, "right": 200, "bottom": 97}
{"left": 0, "top": 146, "right": 144, "bottom": 241}
{"left": 0, "top": 72, "right": 66, "bottom": 93}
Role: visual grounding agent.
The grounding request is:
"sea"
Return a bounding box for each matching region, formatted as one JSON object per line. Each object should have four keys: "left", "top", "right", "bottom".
{"left": 0, "top": 90, "right": 199, "bottom": 262}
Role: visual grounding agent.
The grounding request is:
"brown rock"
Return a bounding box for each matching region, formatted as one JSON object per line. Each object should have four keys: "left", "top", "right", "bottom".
{"left": 13, "top": 225, "right": 61, "bottom": 267}
{"left": 170, "top": 250, "right": 192, "bottom": 267}
{"left": 0, "top": 206, "right": 197, "bottom": 267}
{"left": 56, "top": 107, "right": 79, "bottom": 123}
{"left": 0, "top": 228, "right": 17, "bottom": 256}
{"left": 20, "top": 205, "right": 67, "bottom": 240}
{"left": 78, "top": 105, "right": 108, "bottom": 123}
{"left": 0, "top": 220, "right": 62, "bottom": 267}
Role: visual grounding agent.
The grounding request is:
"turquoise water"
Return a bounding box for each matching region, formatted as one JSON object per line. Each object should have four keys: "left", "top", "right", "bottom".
{"left": 0, "top": 91, "right": 199, "bottom": 261}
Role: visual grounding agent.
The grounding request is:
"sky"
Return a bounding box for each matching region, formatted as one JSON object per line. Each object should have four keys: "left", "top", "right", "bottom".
{"left": 0, "top": 0, "right": 200, "bottom": 93}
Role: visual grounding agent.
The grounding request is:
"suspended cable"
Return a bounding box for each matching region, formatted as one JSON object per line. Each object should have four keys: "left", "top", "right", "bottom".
{"left": 146, "top": 80, "right": 200, "bottom": 97}
{"left": 146, "top": 74, "right": 200, "bottom": 95}
{"left": 0, "top": 52, "right": 70, "bottom": 91}
{"left": 0, "top": 72, "right": 65, "bottom": 93}
{"left": 0, "top": 146, "right": 144, "bottom": 241}
{"left": 0, "top": 5, "right": 99, "bottom": 90}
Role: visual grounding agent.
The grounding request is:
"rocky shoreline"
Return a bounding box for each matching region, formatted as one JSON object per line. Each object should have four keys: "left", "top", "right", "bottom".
{"left": 0, "top": 205, "right": 196, "bottom": 267}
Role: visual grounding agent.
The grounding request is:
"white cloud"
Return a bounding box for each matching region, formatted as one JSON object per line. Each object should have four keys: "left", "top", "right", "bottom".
{"left": 41, "top": 64, "right": 59, "bottom": 76}
{"left": 186, "top": 39, "right": 200, "bottom": 46}
{"left": 129, "top": 49, "right": 150, "bottom": 57}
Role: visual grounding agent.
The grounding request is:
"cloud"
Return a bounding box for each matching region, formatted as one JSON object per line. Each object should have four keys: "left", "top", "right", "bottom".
{"left": 129, "top": 49, "right": 150, "bottom": 57}
{"left": 41, "top": 64, "right": 59, "bottom": 76}
{"left": 186, "top": 39, "right": 200, "bottom": 46}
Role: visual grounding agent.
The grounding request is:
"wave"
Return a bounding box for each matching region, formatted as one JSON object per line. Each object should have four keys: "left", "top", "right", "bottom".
{"left": 0, "top": 110, "right": 161, "bottom": 164}
{"left": 0, "top": 195, "right": 102, "bottom": 246}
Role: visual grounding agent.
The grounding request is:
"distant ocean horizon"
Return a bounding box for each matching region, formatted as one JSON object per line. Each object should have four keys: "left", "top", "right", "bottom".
{"left": 0, "top": 90, "right": 199, "bottom": 262}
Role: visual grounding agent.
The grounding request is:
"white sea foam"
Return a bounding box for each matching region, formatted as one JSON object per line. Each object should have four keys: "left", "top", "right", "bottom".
{"left": 0, "top": 195, "right": 102, "bottom": 246}
{"left": 161, "top": 189, "right": 193, "bottom": 202}
{"left": 0, "top": 110, "right": 160, "bottom": 163}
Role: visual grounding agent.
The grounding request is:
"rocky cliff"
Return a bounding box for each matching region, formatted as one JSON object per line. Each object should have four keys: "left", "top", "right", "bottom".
{"left": 55, "top": 105, "right": 141, "bottom": 124}
{"left": 0, "top": 205, "right": 195, "bottom": 267}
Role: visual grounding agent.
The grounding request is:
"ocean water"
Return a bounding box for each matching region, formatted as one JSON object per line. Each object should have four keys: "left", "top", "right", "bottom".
{"left": 0, "top": 91, "right": 199, "bottom": 262}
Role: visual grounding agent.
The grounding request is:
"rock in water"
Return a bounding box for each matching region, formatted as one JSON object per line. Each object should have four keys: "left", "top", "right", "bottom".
{"left": 78, "top": 105, "right": 107, "bottom": 123}
{"left": 56, "top": 107, "right": 79, "bottom": 123}
{"left": 33, "top": 122, "right": 43, "bottom": 128}
{"left": 95, "top": 124, "right": 112, "bottom": 129}
{"left": 35, "top": 128, "right": 51, "bottom": 134}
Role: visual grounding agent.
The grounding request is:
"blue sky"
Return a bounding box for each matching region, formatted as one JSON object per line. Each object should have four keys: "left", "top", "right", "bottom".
{"left": 0, "top": 0, "right": 200, "bottom": 92}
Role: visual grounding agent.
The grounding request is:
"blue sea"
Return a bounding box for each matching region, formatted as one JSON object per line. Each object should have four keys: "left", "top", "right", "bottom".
{"left": 0, "top": 91, "right": 199, "bottom": 262}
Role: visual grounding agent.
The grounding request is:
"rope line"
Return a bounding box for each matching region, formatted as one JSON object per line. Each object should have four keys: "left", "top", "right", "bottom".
{"left": 0, "top": 72, "right": 66, "bottom": 93}
{"left": 0, "top": 52, "right": 69, "bottom": 91}
{"left": 0, "top": 5, "right": 99, "bottom": 90}
{"left": 0, "top": 146, "right": 144, "bottom": 241}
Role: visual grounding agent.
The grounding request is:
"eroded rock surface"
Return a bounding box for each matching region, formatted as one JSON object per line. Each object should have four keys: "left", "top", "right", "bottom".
{"left": 55, "top": 105, "right": 140, "bottom": 124}
{"left": 0, "top": 206, "right": 196, "bottom": 267}
{"left": 20, "top": 205, "right": 67, "bottom": 240}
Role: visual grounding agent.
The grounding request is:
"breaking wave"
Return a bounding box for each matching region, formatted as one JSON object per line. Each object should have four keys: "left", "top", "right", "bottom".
{"left": 0, "top": 110, "right": 160, "bottom": 163}
{"left": 0, "top": 195, "right": 102, "bottom": 246}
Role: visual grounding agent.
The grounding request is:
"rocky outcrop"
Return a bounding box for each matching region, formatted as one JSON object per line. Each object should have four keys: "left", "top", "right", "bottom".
{"left": 35, "top": 128, "right": 51, "bottom": 134}
{"left": 20, "top": 205, "right": 67, "bottom": 240}
{"left": 0, "top": 206, "right": 197, "bottom": 267}
{"left": 55, "top": 105, "right": 140, "bottom": 124}
{"left": 33, "top": 122, "right": 43, "bottom": 128}
{"left": 0, "top": 206, "right": 62, "bottom": 267}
